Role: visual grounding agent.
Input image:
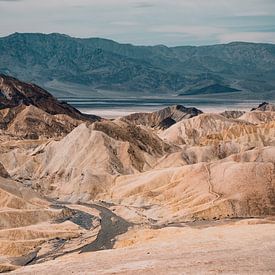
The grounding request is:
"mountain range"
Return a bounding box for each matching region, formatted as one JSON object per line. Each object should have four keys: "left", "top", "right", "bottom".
{"left": 0, "top": 32, "right": 275, "bottom": 99}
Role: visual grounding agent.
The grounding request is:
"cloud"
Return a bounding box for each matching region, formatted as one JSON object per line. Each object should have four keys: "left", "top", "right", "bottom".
{"left": 233, "top": 11, "right": 273, "bottom": 17}
{"left": 150, "top": 25, "right": 226, "bottom": 38}
{"left": 219, "top": 32, "right": 275, "bottom": 43}
{"left": 1, "top": 0, "right": 275, "bottom": 46}
{"left": 112, "top": 21, "right": 140, "bottom": 26}
{"left": 134, "top": 2, "right": 155, "bottom": 8}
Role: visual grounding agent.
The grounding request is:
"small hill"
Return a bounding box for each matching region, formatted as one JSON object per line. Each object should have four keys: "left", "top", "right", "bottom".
{"left": 0, "top": 75, "right": 102, "bottom": 139}
{"left": 0, "top": 176, "right": 84, "bottom": 272}
{"left": 0, "top": 105, "right": 83, "bottom": 139}
{"left": 220, "top": 110, "right": 245, "bottom": 119}
{"left": 107, "top": 147, "right": 275, "bottom": 223}
{"left": 239, "top": 111, "right": 275, "bottom": 124}
{"left": 0, "top": 120, "right": 176, "bottom": 201}
{"left": 121, "top": 105, "right": 202, "bottom": 129}
{"left": 160, "top": 113, "right": 249, "bottom": 145}
{"left": 179, "top": 84, "right": 240, "bottom": 96}
{"left": 251, "top": 102, "right": 275, "bottom": 112}
{"left": 0, "top": 74, "right": 100, "bottom": 121}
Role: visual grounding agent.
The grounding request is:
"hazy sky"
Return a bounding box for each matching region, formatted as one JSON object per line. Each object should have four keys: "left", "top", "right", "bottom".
{"left": 0, "top": 0, "right": 275, "bottom": 46}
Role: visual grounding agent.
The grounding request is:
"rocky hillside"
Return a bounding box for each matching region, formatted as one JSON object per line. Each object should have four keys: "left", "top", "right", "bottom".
{"left": 0, "top": 33, "right": 275, "bottom": 99}
{"left": 0, "top": 74, "right": 100, "bottom": 121}
{"left": 0, "top": 75, "right": 101, "bottom": 138}
{"left": 0, "top": 176, "right": 98, "bottom": 272}
{"left": 251, "top": 102, "right": 275, "bottom": 111}
{"left": 121, "top": 105, "right": 202, "bottom": 129}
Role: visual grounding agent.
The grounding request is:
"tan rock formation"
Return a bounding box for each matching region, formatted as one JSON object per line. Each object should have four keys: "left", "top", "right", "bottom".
{"left": 0, "top": 176, "right": 87, "bottom": 272}
{"left": 9, "top": 219, "right": 275, "bottom": 274}
{"left": 106, "top": 147, "right": 275, "bottom": 224}
{"left": 0, "top": 120, "right": 176, "bottom": 201}
{"left": 159, "top": 113, "right": 250, "bottom": 145}
{"left": 0, "top": 74, "right": 100, "bottom": 121}
{"left": 0, "top": 105, "right": 83, "bottom": 139}
{"left": 251, "top": 102, "right": 275, "bottom": 112}
{"left": 121, "top": 105, "right": 202, "bottom": 129}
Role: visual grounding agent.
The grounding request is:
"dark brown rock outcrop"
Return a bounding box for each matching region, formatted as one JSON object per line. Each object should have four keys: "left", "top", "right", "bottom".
{"left": 251, "top": 102, "right": 275, "bottom": 112}
{"left": 0, "top": 74, "right": 100, "bottom": 122}
{"left": 220, "top": 110, "right": 246, "bottom": 119}
{"left": 0, "top": 162, "right": 9, "bottom": 178}
{"left": 121, "top": 105, "right": 202, "bottom": 129}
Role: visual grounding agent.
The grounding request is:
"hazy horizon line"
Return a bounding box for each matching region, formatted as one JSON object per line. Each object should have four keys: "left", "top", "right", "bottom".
{"left": 1, "top": 32, "right": 275, "bottom": 48}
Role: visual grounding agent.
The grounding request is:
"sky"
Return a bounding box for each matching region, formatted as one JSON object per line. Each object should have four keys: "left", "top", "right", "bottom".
{"left": 0, "top": 0, "right": 275, "bottom": 46}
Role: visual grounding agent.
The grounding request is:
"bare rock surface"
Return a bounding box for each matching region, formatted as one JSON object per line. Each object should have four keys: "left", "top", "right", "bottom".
{"left": 0, "top": 74, "right": 100, "bottom": 121}
{"left": 0, "top": 177, "right": 90, "bottom": 272}
{"left": 0, "top": 121, "right": 176, "bottom": 202}
{"left": 239, "top": 111, "right": 275, "bottom": 124}
{"left": 9, "top": 219, "right": 275, "bottom": 274}
{"left": 0, "top": 75, "right": 101, "bottom": 140}
{"left": 220, "top": 110, "right": 245, "bottom": 119}
{"left": 159, "top": 113, "right": 250, "bottom": 145}
{"left": 0, "top": 105, "right": 83, "bottom": 139}
{"left": 105, "top": 147, "right": 275, "bottom": 224}
{"left": 0, "top": 163, "right": 9, "bottom": 178}
{"left": 251, "top": 102, "right": 275, "bottom": 112}
{"left": 121, "top": 105, "right": 202, "bottom": 129}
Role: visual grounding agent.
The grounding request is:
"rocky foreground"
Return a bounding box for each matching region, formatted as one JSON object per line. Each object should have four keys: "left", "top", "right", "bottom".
{"left": 0, "top": 75, "right": 274, "bottom": 274}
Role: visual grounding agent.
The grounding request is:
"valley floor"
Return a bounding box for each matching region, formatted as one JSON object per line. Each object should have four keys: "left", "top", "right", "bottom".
{"left": 10, "top": 216, "right": 275, "bottom": 274}
{"left": 73, "top": 98, "right": 274, "bottom": 119}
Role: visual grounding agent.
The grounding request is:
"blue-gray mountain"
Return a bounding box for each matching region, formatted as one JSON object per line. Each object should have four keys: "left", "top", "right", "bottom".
{"left": 0, "top": 33, "right": 275, "bottom": 99}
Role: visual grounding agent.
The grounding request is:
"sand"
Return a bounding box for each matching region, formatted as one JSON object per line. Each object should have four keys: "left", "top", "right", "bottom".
{"left": 9, "top": 219, "right": 275, "bottom": 274}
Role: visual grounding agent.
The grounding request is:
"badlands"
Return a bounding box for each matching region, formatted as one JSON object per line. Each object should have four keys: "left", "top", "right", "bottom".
{"left": 0, "top": 74, "right": 274, "bottom": 274}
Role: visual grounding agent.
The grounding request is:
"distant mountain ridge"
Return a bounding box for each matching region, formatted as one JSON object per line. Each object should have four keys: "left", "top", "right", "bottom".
{"left": 0, "top": 33, "right": 275, "bottom": 99}
{"left": 180, "top": 84, "right": 241, "bottom": 96}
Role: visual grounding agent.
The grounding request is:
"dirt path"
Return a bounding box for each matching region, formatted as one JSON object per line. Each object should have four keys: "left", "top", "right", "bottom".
{"left": 204, "top": 163, "right": 221, "bottom": 204}
{"left": 80, "top": 202, "right": 132, "bottom": 252}
{"left": 26, "top": 202, "right": 132, "bottom": 265}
